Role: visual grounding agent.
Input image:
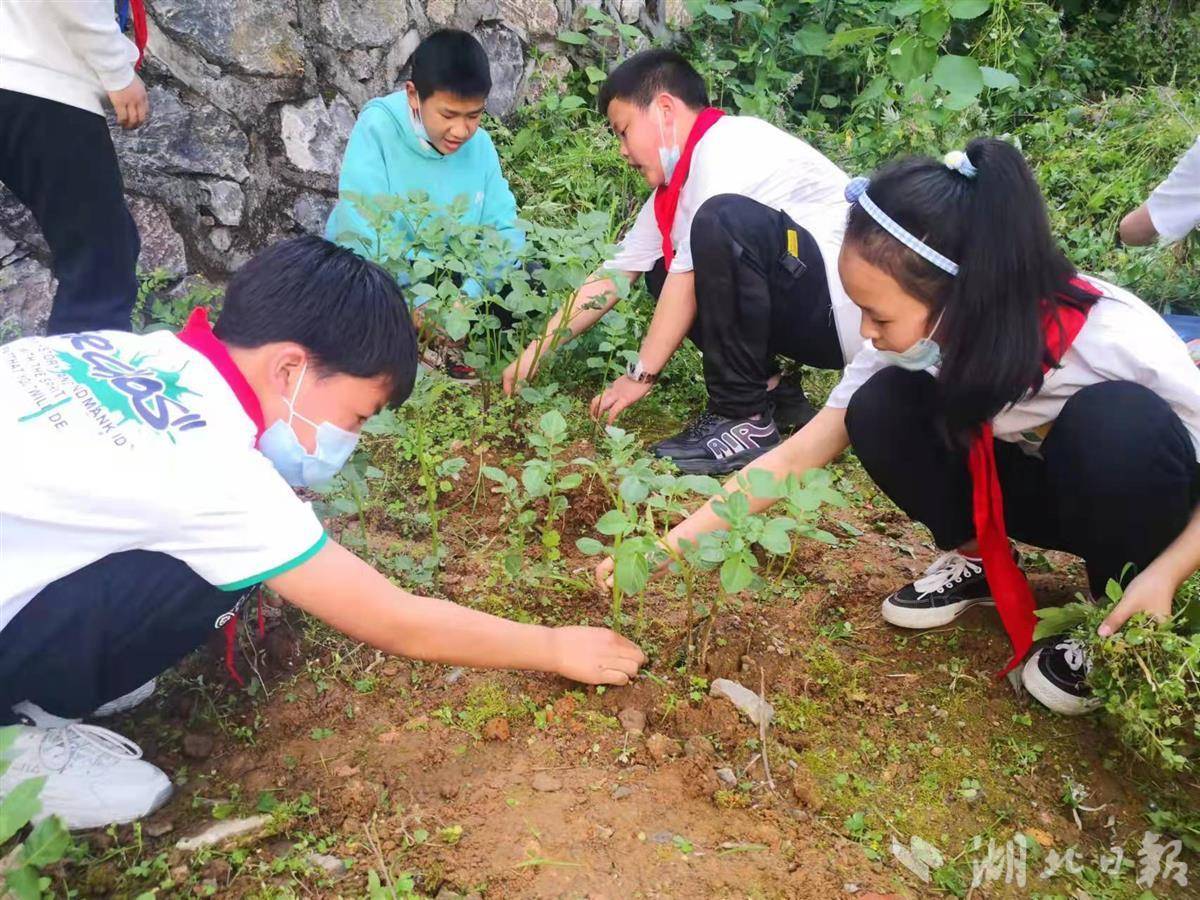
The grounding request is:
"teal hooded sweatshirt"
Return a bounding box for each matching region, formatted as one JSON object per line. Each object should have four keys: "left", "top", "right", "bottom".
{"left": 325, "top": 91, "right": 524, "bottom": 300}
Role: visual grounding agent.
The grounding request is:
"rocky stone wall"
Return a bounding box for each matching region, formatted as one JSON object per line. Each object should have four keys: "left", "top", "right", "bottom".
{"left": 1, "top": 0, "right": 679, "bottom": 335}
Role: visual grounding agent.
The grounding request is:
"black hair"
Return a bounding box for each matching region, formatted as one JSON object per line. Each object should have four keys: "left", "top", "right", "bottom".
{"left": 410, "top": 29, "right": 491, "bottom": 100}
{"left": 597, "top": 49, "right": 709, "bottom": 115}
{"left": 844, "top": 136, "right": 1093, "bottom": 441}
{"left": 214, "top": 236, "right": 417, "bottom": 405}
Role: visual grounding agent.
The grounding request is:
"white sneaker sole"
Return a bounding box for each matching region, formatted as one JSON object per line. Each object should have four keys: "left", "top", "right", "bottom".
{"left": 1021, "top": 654, "right": 1101, "bottom": 717}
{"left": 33, "top": 780, "right": 174, "bottom": 831}
{"left": 880, "top": 595, "right": 994, "bottom": 630}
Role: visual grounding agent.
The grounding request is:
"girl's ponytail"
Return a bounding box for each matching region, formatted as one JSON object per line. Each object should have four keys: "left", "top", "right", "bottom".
{"left": 936, "top": 138, "right": 1075, "bottom": 438}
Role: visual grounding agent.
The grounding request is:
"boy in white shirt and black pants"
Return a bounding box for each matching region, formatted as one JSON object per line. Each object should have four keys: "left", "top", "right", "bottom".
{"left": 0, "top": 0, "right": 150, "bottom": 334}
{"left": 501, "top": 50, "right": 861, "bottom": 475}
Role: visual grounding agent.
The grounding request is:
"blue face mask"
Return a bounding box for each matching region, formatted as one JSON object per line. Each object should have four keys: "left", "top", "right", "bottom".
{"left": 878, "top": 310, "right": 945, "bottom": 372}
{"left": 657, "top": 107, "right": 680, "bottom": 183}
{"left": 258, "top": 363, "right": 360, "bottom": 487}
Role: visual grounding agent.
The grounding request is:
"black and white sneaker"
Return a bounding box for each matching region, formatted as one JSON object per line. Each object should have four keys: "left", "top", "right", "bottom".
{"left": 651, "top": 411, "right": 780, "bottom": 475}
{"left": 1022, "top": 639, "right": 1102, "bottom": 716}
{"left": 881, "top": 551, "right": 995, "bottom": 629}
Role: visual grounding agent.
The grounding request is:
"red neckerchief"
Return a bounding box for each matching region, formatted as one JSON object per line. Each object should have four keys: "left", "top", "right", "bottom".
{"left": 653, "top": 107, "right": 725, "bottom": 270}
{"left": 971, "top": 276, "right": 1101, "bottom": 676}
{"left": 175, "top": 307, "right": 265, "bottom": 443}
{"left": 176, "top": 307, "right": 268, "bottom": 688}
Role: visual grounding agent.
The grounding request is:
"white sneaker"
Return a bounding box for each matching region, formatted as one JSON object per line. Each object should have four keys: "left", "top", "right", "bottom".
{"left": 1, "top": 702, "right": 172, "bottom": 830}
{"left": 1022, "top": 639, "right": 1103, "bottom": 716}
{"left": 93, "top": 678, "right": 158, "bottom": 718}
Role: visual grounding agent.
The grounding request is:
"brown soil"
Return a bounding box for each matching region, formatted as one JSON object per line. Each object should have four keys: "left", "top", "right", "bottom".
{"left": 75, "top": 457, "right": 1199, "bottom": 899}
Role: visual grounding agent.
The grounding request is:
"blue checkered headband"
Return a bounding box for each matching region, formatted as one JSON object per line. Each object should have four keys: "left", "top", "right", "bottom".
{"left": 844, "top": 176, "right": 960, "bottom": 277}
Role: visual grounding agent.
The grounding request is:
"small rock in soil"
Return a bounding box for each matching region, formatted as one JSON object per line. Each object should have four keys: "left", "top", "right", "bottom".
{"left": 182, "top": 732, "right": 215, "bottom": 759}
{"left": 596, "top": 825, "right": 614, "bottom": 840}
{"left": 175, "top": 815, "right": 272, "bottom": 852}
{"left": 709, "top": 679, "right": 774, "bottom": 726}
{"left": 649, "top": 831, "right": 675, "bottom": 845}
{"left": 930, "top": 746, "right": 944, "bottom": 758}
{"left": 444, "top": 667, "right": 466, "bottom": 684}
{"left": 333, "top": 764, "right": 359, "bottom": 778}
{"left": 531, "top": 772, "right": 562, "bottom": 792}
{"left": 440, "top": 783, "right": 461, "bottom": 800}
{"left": 266, "top": 838, "right": 295, "bottom": 860}
{"left": 306, "top": 852, "right": 348, "bottom": 880}
{"left": 144, "top": 818, "right": 175, "bottom": 838}
{"left": 202, "top": 858, "right": 231, "bottom": 882}
{"left": 611, "top": 785, "right": 634, "bottom": 800}
{"left": 716, "top": 767, "right": 737, "bottom": 787}
{"left": 381, "top": 663, "right": 400, "bottom": 677}
{"left": 684, "top": 735, "right": 715, "bottom": 759}
{"left": 617, "top": 708, "right": 646, "bottom": 734}
{"left": 377, "top": 729, "right": 402, "bottom": 743}
{"left": 482, "top": 717, "right": 510, "bottom": 741}
{"left": 645, "top": 733, "right": 681, "bottom": 762}
{"left": 170, "top": 865, "right": 189, "bottom": 882}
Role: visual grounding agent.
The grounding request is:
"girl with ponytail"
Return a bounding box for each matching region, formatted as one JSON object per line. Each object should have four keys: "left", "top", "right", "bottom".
{"left": 599, "top": 137, "right": 1200, "bottom": 716}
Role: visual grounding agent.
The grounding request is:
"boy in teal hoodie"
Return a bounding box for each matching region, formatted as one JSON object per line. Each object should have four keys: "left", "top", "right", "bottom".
{"left": 326, "top": 30, "right": 523, "bottom": 377}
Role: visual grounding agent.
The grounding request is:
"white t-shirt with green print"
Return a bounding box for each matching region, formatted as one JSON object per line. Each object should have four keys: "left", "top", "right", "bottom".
{"left": 0, "top": 323, "right": 326, "bottom": 634}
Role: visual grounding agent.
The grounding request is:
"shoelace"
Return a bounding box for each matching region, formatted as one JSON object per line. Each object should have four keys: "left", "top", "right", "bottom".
{"left": 913, "top": 551, "right": 982, "bottom": 594}
{"left": 39, "top": 722, "right": 144, "bottom": 770}
{"left": 1054, "top": 639, "right": 1088, "bottom": 673}
{"left": 682, "top": 411, "right": 722, "bottom": 438}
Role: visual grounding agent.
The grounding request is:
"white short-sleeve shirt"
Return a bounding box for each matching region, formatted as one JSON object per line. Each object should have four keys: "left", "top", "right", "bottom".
{"left": 602, "top": 115, "right": 862, "bottom": 363}
{"left": 0, "top": 322, "right": 326, "bottom": 634}
{"left": 825, "top": 275, "right": 1200, "bottom": 460}
{"left": 1147, "top": 136, "right": 1200, "bottom": 243}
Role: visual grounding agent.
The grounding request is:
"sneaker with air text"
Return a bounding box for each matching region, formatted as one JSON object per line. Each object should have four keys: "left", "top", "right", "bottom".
{"left": 651, "top": 411, "right": 780, "bottom": 475}
{"left": 1, "top": 702, "right": 172, "bottom": 830}
{"left": 1022, "top": 639, "right": 1102, "bottom": 716}
{"left": 881, "top": 551, "right": 996, "bottom": 629}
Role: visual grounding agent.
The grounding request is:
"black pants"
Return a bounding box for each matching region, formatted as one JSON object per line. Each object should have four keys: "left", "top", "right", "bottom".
{"left": 845, "top": 369, "right": 1200, "bottom": 596}
{"left": 0, "top": 552, "right": 249, "bottom": 722}
{"left": 0, "top": 90, "right": 139, "bottom": 334}
{"left": 647, "top": 194, "right": 844, "bottom": 418}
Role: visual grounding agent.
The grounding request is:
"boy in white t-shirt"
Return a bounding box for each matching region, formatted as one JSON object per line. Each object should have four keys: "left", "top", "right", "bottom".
{"left": 500, "top": 50, "right": 862, "bottom": 476}
{"left": 1119, "top": 135, "right": 1200, "bottom": 245}
{"left": 0, "top": 237, "right": 645, "bottom": 830}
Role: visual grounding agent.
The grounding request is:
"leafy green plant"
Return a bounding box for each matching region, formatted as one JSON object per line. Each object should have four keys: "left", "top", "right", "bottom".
{"left": 1034, "top": 573, "right": 1200, "bottom": 773}
{"left": 522, "top": 409, "right": 583, "bottom": 558}
{"left": 0, "top": 727, "right": 73, "bottom": 899}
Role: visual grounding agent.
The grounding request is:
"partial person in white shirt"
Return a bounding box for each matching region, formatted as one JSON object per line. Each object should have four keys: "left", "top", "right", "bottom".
{"left": 0, "top": 0, "right": 150, "bottom": 334}
{"left": 500, "top": 50, "right": 862, "bottom": 476}
{"left": 597, "top": 137, "right": 1200, "bottom": 718}
{"left": 1119, "top": 135, "right": 1200, "bottom": 246}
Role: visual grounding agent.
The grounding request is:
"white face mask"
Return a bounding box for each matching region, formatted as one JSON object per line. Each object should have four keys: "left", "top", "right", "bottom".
{"left": 409, "top": 101, "right": 431, "bottom": 145}
{"left": 878, "top": 309, "right": 945, "bottom": 372}
{"left": 656, "top": 106, "right": 680, "bottom": 184}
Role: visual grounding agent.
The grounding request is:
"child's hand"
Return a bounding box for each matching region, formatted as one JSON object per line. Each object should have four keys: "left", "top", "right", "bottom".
{"left": 594, "top": 556, "right": 615, "bottom": 591}
{"left": 590, "top": 375, "right": 653, "bottom": 424}
{"left": 502, "top": 345, "right": 542, "bottom": 396}
{"left": 108, "top": 74, "right": 150, "bottom": 129}
{"left": 1098, "top": 567, "right": 1175, "bottom": 637}
{"left": 549, "top": 626, "right": 645, "bottom": 685}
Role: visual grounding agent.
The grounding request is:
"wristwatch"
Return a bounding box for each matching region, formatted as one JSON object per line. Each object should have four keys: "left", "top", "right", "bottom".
{"left": 626, "top": 357, "right": 659, "bottom": 385}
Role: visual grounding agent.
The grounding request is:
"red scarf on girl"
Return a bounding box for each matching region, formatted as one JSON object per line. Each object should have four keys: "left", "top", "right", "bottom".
{"left": 972, "top": 277, "right": 1101, "bottom": 676}
{"left": 653, "top": 107, "right": 725, "bottom": 270}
